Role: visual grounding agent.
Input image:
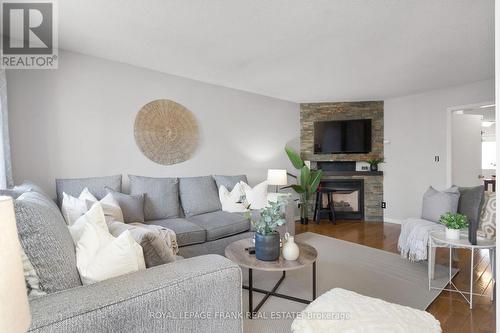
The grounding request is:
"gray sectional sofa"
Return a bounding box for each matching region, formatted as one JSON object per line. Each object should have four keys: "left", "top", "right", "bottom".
{"left": 9, "top": 173, "right": 296, "bottom": 332}
{"left": 9, "top": 173, "right": 299, "bottom": 333}
{"left": 54, "top": 174, "right": 261, "bottom": 257}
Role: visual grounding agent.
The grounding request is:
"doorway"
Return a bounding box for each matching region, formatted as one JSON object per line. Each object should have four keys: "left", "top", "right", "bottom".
{"left": 450, "top": 102, "right": 496, "bottom": 188}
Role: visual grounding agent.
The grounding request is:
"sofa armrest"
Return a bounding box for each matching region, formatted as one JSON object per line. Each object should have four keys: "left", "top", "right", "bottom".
{"left": 28, "top": 255, "right": 242, "bottom": 333}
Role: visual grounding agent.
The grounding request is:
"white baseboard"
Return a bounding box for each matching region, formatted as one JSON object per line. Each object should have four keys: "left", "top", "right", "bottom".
{"left": 383, "top": 218, "right": 403, "bottom": 225}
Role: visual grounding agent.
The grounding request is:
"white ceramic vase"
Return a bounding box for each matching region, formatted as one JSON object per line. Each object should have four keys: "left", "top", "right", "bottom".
{"left": 445, "top": 228, "right": 460, "bottom": 240}
{"left": 282, "top": 232, "right": 300, "bottom": 261}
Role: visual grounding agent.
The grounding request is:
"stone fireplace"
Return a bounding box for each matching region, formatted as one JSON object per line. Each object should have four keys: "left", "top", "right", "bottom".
{"left": 300, "top": 101, "right": 384, "bottom": 221}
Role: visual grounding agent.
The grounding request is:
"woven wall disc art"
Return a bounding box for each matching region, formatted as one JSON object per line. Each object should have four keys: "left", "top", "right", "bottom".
{"left": 134, "top": 99, "right": 199, "bottom": 165}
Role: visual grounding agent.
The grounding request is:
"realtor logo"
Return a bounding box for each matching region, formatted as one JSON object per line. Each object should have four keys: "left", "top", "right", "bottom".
{"left": 1, "top": 0, "right": 58, "bottom": 69}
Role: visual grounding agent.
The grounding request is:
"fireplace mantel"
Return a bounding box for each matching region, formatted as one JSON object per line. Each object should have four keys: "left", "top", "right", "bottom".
{"left": 322, "top": 171, "right": 383, "bottom": 177}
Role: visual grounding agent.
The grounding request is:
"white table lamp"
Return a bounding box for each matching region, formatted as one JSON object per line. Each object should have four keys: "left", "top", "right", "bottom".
{"left": 0, "top": 196, "right": 31, "bottom": 333}
{"left": 267, "top": 169, "right": 287, "bottom": 192}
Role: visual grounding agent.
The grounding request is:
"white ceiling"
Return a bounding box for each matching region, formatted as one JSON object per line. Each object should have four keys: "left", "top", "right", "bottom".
{"left": 59, "top": 0, "right": 494, "bottom": 103}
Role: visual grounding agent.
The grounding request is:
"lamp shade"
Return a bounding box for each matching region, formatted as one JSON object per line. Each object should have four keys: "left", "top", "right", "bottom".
{"left": 0, "top": 196, "right": 31, "bottom": 333}
{"left": 267, "top": 169, "right": 287, "bottom": 186}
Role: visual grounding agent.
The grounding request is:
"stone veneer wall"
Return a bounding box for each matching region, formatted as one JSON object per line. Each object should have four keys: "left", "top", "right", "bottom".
{"left": 300, "top": 101, "right": 384, "bottom": 161}
{"left": 300, "top": 101, "right": 384, "bottom": 221}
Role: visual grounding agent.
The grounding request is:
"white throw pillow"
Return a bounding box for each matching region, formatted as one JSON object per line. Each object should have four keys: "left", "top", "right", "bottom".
{"left": 85, "top": 193, "right": 124, "bottom": 223}
{"left": 69, "top": 201, "right": 109, "bottom": 244}
{"left": 79, "top": 187, "right": 98, "bottom": 202}
{"left": 240, "top": 180, "right": 269, "bottom": 210}
{"left": 219, "top": 183, "right": 248, "bottom": 213}
{"left": 74, "top": 202, "right": 145, "bottom": 285}
{"left": 61, "top": 188, "right": 97, "bottom": 225}
{"left": 61, "top": 192, "right": 87, "bottom": 225}
{"left": 62, "top": 187, "right": 124, "bottom": 226}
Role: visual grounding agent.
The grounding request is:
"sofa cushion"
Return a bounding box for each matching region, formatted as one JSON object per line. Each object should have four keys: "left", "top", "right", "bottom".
{"left": 213, "top": 175, "right": 248, "bottom": 192}
{"left": 56, "top": 175, "right": 122, "bottom": 205}
{"left": 148, "top": 218, "right": 206, "bottom": 247}
{"left": 15, "top": 191, "right": 82, "bottom": 293}
{"left": 188, "top": 211, "right": 250, "bottom": 241}
{"left": 179, "top": 176, "right": 221, "bottom": 217}
{"left": 421, "top": 186, "right": 460, "bottom": 223}
{"left": 129, "top": 175, "right": 179, "bottom": 220}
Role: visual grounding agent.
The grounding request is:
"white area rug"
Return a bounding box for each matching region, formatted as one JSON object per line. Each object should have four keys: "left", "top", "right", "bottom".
{"left": 243, "top": 232, "right": 456, "bottom": 333}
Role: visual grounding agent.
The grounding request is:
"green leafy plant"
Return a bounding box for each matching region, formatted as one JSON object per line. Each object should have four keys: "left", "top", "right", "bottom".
{"left": 439, "top": 212, "right": 468, "bottom": 229}
{"left": 366, "top": 157, "right": 385, "bottom": 166}
{"left": 251, "top": 199, "right": 287, "bottom": 235}
{"left": 284, "top": 147, "right": 323, "bottom": 220}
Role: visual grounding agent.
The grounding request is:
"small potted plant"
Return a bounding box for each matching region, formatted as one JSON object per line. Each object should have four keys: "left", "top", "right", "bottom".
{"left": 439, "top": 212, "right": 468, "bottom": 240}
{"left": 366, "top": 157, "right": 385, "bottom": 172}
{"left": 252, "top": 199, "right": 287, "bottom": 261}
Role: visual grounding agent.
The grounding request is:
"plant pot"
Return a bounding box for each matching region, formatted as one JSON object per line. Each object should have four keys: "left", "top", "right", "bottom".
{"left": 370, "top": 164, "right": 378, "bottom": 172}
{"left": 255, "top": 232, "right": 280, "bottom": 261}
{"left": 445, "top": 228, "right": 460, "bottom": 240}
{"left": 299, "top": 199, "right": 312, "bottom": 225}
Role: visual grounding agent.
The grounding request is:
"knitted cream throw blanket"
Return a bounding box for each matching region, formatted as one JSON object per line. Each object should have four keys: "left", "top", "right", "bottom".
{"left": 398, "top": 218, "right": 445, "bottom": 262}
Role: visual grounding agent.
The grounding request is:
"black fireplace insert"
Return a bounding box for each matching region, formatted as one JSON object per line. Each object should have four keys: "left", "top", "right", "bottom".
{"left": 317, "top": 179, "right": 364, "bottom": 220}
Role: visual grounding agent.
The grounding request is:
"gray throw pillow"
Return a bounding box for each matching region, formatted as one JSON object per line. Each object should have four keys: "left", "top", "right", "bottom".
{"left": 421, "top": 186, "right": 460, "bottom": 223}
{"left": 15, "top": 192, "right": 82, "bottom": 293}
{"left": 457, "top": 185, "right": 484, "bottom": 227}
{"left": 457, "top": 185, "right": 485, "bottom": 244}
{"left": 179, "top": 176, "right": 222, "bottom": 217}
{"left": 56, "top": 175, "right": 122, "bottom": 205}
{"left": 129, "top": 175, "right": 179, "bottom": 220}
{"left": 105, "top": 187, "right": 145, "bottom": 223}
{"left": 213, "top": 175, "right": 248, "bottom": 191}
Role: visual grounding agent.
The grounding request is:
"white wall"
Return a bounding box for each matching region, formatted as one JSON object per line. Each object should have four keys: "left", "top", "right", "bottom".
{"left": 383, "top": 79, "right": 495, "bottom": 222}
{"left": 7, "top": 51, "right": 299, "bottom": 197}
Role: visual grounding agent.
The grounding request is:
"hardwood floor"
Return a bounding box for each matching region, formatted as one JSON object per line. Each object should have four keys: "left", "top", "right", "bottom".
{"left": 295, "top": 220, "right": 496, "bottom": 333}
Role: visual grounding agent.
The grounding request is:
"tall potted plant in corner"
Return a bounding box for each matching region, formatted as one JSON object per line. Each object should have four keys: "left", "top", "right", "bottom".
{"left": 285, "top": 147, "right": 323, "bottom": 224}
{"left": 252, "top": 200, "right": 287, "bottom": 261}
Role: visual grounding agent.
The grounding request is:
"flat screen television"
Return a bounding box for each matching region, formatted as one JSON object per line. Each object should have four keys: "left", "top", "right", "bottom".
{"left": 314, "top": 119, "right": 372, "bottom": 154}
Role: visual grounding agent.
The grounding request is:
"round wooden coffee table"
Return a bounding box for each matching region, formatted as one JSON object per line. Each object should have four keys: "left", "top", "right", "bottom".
{"left": 225, "top": 238, "right": 318, "bottom": 318}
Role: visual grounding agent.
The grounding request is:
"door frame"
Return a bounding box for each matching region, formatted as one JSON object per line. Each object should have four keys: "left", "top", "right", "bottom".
{"left": 446, "top": 100, "right": 495, "bottom": 187}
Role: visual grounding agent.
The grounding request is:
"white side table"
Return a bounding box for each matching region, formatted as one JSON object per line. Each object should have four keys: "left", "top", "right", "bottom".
{"left": 428, "top": 231, "right": 496, "bottom": 309}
